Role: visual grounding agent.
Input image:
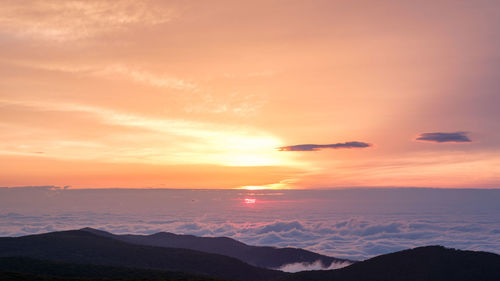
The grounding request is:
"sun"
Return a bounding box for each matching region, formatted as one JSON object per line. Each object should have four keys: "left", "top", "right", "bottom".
{"left": 207, "top": 134, "right": 289, "bottom": 167}
{"left": 243, "top": 198, "right": 256, "bottom": 204}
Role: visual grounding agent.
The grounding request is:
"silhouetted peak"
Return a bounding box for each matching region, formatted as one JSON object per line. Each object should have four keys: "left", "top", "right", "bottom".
{"left": 79, "top": 227, "right": 115, "bottom": 238}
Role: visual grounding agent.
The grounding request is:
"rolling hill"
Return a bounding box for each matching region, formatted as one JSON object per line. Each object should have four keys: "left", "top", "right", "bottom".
{"left": 80, "top": 227, "right": 351, "bottom": 269}
{"left": 0, "top": 230, "right": 285, "bottom": 281}
{"left": 2, "top": 230, "right": 500, "bottom": 281}
{"left": 281, "top": 245, "right": 500, "bottom": 281}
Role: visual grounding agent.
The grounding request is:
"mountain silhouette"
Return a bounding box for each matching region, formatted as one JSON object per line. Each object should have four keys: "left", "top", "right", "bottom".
{"left": 281, "top": 245, "right": 500, "bottom": 281}
{"left": 2, "top": 230, "right": 500, "bottom": 281}
{"left": 80, "top": 227, "right": 351, "bottom": 269}
{"left": 0, "top": 230, "right": 285, "bottom": 281}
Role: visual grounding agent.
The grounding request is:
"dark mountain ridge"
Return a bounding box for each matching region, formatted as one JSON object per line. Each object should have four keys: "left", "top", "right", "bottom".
{"left": 0, "top": 230, "right": 285, "bottom": 281}
{"left": 0, "top": 256, "right": 225, "bottom": 280}
{"left": 282, "top": 245, "right": 500, "bottom": 281}
{"left": 80, "top": 227, "right": 351, "bottom": 269}
{"left": 2, "top": 230, "right": 500, "bottom": 281}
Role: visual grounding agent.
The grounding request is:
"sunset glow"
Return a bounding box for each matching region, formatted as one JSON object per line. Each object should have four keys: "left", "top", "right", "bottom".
{"left": 241, "top": 186, "right": 271, "bottom": 191}
{"left": 1, "top": 0, "right": 500, "bottom": 189}
{"left": 244, "top": 198, "right": 257, "bottom": 204}
{"left": 1, "top": 3, "right": 500, "bottom": 278}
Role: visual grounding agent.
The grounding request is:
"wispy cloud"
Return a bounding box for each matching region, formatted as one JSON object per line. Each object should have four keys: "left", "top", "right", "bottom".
{"left": 0, "top": 99, "right": 286, "bottom": 166}
{"left": 96, "top": 65, "right": 199, "bottom": 92}
{"left": 4, "top": 61, "right": 198, "bottom": 93}
{"left": 416, "top": 132, "right": 471, "bottom": 143}
{"left": 4, "top": 61, "right": 265, "bottom": 116}
{"left": 0, "top": 0, "right": 175, "bottom": 41}
{"left": 277, "top": 260, "right": 351, "bottom": 272}
{"left": 278, "top": 142, "right": 371, "bottom": 151}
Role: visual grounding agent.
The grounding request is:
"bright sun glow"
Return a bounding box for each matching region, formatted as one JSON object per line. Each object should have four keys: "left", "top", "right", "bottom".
{"left": 219, "top": 154, "right": 278, "bottom": 166}
{"left": 244, "top": 198, "right": 256, "bottom": 204}
{"left": 212, "top": 135, "right": 286, "bottom": 167}
{"left": 241, "top": 186, "right": 270, "bottom": 190}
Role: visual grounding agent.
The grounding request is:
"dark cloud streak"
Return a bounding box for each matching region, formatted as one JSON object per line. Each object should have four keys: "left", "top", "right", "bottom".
{"left": 416, "top": 132, "right": 471, "bottom": 143}
{"left": 278, "top": 141, "right": 371, "bottom": 151}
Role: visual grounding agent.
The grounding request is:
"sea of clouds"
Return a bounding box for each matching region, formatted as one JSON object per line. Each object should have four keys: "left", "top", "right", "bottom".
{"left": 1, "top": 187, "right": 499, "bottom": 261}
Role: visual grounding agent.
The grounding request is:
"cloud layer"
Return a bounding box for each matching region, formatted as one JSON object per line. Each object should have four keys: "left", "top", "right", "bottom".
{"left": 416, "top": 132, "right": 471, "bottom": 143}
{"left": 1, "top": 188, "right": 499, "bottom": 261}
{"left": 278, "top": 142, "right": 371, "bottom": 151}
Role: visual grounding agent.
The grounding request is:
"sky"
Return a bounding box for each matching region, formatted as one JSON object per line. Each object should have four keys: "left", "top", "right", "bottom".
{"left": 1, "top": 0, "right": 500, "bottom": 189}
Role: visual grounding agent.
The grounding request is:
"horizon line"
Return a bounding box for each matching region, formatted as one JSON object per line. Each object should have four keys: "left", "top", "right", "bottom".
{"left": 1, "top": 185, "right": 500, "bottom": 191}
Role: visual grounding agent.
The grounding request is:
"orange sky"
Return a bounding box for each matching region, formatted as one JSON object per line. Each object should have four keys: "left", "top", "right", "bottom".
{"left": 1, "top": 0, "right": 500, "bottom": 188}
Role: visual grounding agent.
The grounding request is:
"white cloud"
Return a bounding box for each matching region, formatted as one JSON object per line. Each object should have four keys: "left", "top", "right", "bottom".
{"left": 277, "top": 260, "right": 351, "bottom": 273}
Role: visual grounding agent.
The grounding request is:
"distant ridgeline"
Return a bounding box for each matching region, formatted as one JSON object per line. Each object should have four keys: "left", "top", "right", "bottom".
{"left": 79, "top": 227, "right": 352, "bottom": 269}
{"left": 0, "top": 229, "right": 499, "bottom": 281}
